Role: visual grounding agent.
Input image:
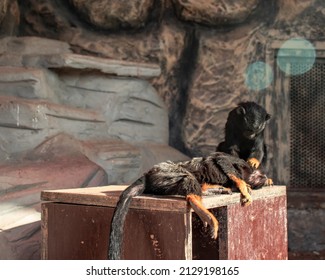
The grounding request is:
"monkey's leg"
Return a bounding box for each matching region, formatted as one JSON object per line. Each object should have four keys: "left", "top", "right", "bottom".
{"left": 247, "top": 158, "right": 260, "bottom": 169}
{"left": 202, "top": 183, "right": 232, "bottom": 195}
{"left": 186, "top": 194, "right": 219, "bottom": 239}
{"left": 228, "top": 174, "right": 252, "bottom": 206}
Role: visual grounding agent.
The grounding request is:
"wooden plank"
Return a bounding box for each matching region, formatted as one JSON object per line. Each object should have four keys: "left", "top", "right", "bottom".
{"left": 41, "top": 185, "right": 189, "bottom": 213}
{"left": 46, "top": 203, "right": 111, "bottom": 260}
{"left": 122, "top": 209, "right": 190, "bottom": 260}
{"left": 44, "top": 202, "right": 191, "bottom": 260}
{"left": 41, "top": 185, "right": 286, "bottom": 212}
{"left": 41, "top": 203, "right": 48, "bottom": 260}
{"left": 202, "top": 185, "right": 286, "bottom": 209}
{"left": 224, "top": 195, "right": 288, "bottom": 260}
{"left": 42, "top": 186, "right": 287, "bottom": 260}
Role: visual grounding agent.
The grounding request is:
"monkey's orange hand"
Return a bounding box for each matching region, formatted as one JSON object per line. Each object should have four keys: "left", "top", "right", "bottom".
{"left": 247, "top": 158, "right": 260, "bottom": 169}
{"left": 228, "top": 174, "right": 252, "bottom": 206}
{"left": 265, "top": 178, "right": 274, "bottom": 186}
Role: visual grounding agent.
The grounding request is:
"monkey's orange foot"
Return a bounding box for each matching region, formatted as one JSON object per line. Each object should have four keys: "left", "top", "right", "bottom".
{"left": 247, "top": 158, "right": 260, "bottom": 169}
{"left": 187, "top": 194, "right": 219, "bottom": 239}
{"left": 241, "top": 194, "right": 252, "bottom": 206}
{"left": 240, "top": 185, "right": 252, "bottom": 206}
{"left": 210, "top": 225, "right": 218, "bottom": 239}
{"left": 265, "top": 178, "right": 274, "bottom": 186}
{"left": 228, "top": 174, "right": 252, "bottom": 206}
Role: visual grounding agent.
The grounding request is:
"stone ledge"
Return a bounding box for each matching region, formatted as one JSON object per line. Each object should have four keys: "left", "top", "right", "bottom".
{"left": 23, "top": 53, "right": 161, "bottom": 78}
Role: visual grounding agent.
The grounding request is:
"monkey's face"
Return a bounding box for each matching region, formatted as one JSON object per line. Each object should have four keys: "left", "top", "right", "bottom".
{"left": 247, "top": 169, "right": 268, "bottom": 188}
{"left": 236, "top": 104, "right": 271, "bottom": 139}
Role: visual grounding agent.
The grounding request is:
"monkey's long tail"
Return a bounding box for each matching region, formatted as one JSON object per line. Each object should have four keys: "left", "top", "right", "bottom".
{"left": 108, "top": 177, "right": 145, "bottom": 260}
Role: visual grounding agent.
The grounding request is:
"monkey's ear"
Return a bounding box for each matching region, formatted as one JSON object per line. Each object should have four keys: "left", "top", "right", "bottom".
{"left": 265, "top": 113, "right": 271, "bottom": 121}
{"left": 236, "top": 106, "right": 246, "bottom": 115}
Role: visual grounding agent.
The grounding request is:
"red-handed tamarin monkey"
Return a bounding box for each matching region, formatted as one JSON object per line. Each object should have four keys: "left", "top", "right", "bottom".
{"left": 217, "top": 101, "right": 271, "bottom": 169}
{"left": 108, "top": 152, "right": 272, "bottom": 260}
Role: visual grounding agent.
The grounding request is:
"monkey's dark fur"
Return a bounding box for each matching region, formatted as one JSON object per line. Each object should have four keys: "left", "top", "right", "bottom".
{"left": 217, "top": 102, "right": 271, "bottom": 169}
{"left": 108, "top": 152, "right": 271, "bottom": 260}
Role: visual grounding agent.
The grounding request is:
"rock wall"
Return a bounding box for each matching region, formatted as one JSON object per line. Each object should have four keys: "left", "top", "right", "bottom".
{"left": 0, "top": 0, "right": 325, "bottom": 259}
{"left": 0, "top": 35, "right": 188, "bottom": 259}
{"left": 9, "top": 0, "right": 324, "bottom": 156}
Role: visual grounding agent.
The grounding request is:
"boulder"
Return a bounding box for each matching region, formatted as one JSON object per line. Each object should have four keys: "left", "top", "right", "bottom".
{"left": 172, "top": 0, "right": 259, "bottom": 26}
{"left": 57, "top": 59, "right": 167, "bottom": 144}
{"left": 69, "top": 0, "right": 155, "bottom": 30}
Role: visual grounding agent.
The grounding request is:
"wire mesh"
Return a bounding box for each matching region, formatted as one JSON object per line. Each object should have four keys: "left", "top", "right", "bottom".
{"left": 290, "top": 61, "right": 325, "bottom": 189}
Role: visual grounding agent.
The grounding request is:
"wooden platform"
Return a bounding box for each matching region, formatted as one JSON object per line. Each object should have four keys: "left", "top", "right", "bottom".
{"left": 41, "top": 185, "right": 287, "bottom": 260}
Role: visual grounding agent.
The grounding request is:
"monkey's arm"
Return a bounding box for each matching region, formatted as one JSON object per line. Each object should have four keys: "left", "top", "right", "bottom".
{"left": 214, "top": 157, "right": 252, "bottom": 206}
{"left": 201, "top": 183, "right": 232, "bottom": 195}
{"left": 217, "top": 141, "right": 241, "bottom": 158}
{"left": 247, "top": 138, "right": 265, "bottom": 169}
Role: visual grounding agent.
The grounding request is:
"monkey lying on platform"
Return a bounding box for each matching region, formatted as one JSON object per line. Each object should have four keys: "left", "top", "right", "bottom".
{"left": 108, "top": 152, "right": 272, "bottom": 260}
{"left": 217, "top": 101, "right": 271, "bottom": 169}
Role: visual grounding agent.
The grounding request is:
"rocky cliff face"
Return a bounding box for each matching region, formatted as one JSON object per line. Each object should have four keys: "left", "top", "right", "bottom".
{"left": 5, "top": 0, "right": 323, "bottom": 156}
{"left": 0, "top": 35, "right": 188, "bottom": 259}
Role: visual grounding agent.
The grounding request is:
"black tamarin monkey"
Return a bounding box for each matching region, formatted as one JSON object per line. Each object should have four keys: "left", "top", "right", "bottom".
{"left": 217, "top": 102, "right": 271, "bottom": 169}
{"left": 108, "top": 152, "right": 272, "bottom": 260}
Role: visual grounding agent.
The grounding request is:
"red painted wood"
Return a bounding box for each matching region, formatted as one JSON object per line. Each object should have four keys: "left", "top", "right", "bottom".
{"left": 44, "top": 203, "right": 190, "bottom": 260}
{"left": 122, "top": 209, "right": 189, "bottom": 259}
{"left": 42, "top": 186, "right": 287, "bottom": 260}
{"left": 222, "top": 195, "right": 287, "bottom": 260}
{"left": 46, "top": 203, "right": 111, "bottom": 260}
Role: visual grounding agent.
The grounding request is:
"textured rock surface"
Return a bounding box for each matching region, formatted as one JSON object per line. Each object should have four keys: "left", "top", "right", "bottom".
{"left": 0, "top": 95, "right": 107, "bottom": 156}
{"left": 69, "top": 0, "right": 155, "bottom": 30}
{"left": 0, "top": 66, "right": 61, "bottom": 101}
{"left": 0, "top": 0, "right": 8, "bottom": 23}
{"left": 0, "top": 36, "right": 71, "bottom": 56}
{"left": 0, "top": 36, "right": 71, "bottom": 67}
{"left": 182, "top": 26, "right": 264, "bottom": 155}
{"left": 24, "top": 53, "right": 161, "bottom": 78}
{"left": 172, "top": 0, "right": 259, "bottom": 25}
{"left": 1, "top": 0, "right": 325, "bottom": 259}
{"left": 0, "top": 36, "right": 189, "bottom": 259}
{"left": 0, "top": 154, "right": 107, "bottom": 260}
{"left": 17, "top": 0, "right": 279, "bottom": 156}
{"left": 0, "top": 0, "right": 19, "bottom": 36}
{"left": 59, "top": 71, "right": 167, "bottom": 144}
{"left": 0, "top": 38, "right": 168, "bottom": 158}
{"left": 276, "top": 0, "right": 316, "bottom": 22}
